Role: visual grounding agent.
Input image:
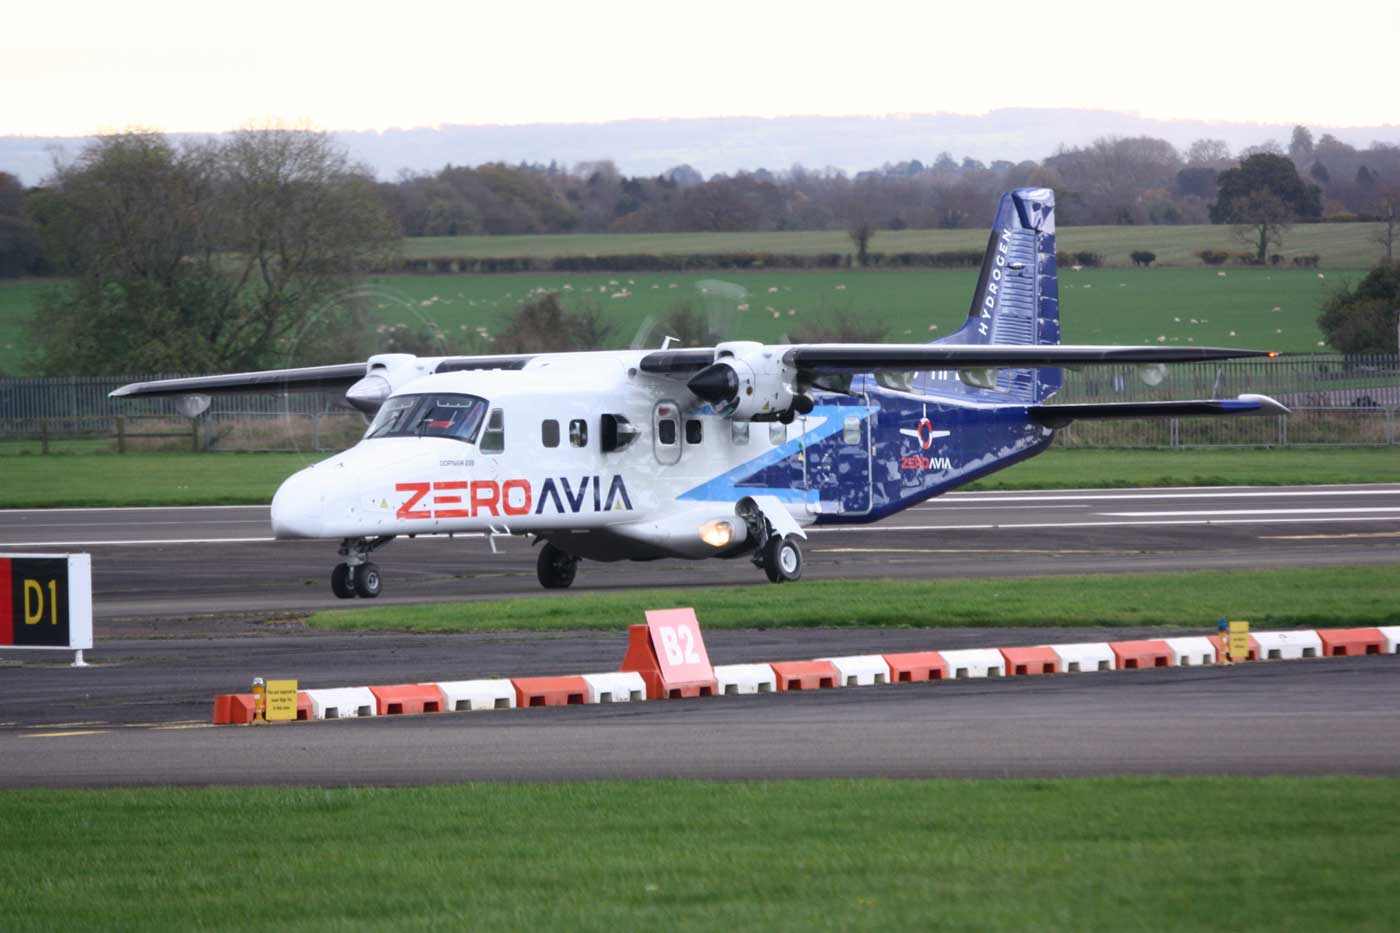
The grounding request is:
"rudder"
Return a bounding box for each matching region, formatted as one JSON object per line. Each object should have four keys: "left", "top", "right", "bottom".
{"left": 934, "top": 188, "right": 1061, "bottom": 402}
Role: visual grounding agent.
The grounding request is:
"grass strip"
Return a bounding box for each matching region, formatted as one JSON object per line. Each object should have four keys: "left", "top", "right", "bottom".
{"left": 1, "top": 778, "right": 1396, "bottom": 931}
{"left": 2, "top": 447, "right": 1397, "bottom": 509}
{"left": 307, "top": 565, "right": 1400, "bottom": 634}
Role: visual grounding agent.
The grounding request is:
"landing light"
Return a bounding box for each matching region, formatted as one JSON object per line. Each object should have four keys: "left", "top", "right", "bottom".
{"left": 699, "top": 520, "right": 734, "bottom": 548}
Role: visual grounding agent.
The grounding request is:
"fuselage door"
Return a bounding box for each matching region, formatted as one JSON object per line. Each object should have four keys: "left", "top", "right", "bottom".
{"left": 809, "top": 395, "right": 873, "bottom": 516}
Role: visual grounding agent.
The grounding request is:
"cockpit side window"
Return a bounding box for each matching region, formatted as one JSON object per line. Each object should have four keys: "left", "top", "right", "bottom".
{"left": 363, "top": 394, "right": 489, "bottom": 444}
{"left": 480, "top": 408, "right": 505, "bottom": 453}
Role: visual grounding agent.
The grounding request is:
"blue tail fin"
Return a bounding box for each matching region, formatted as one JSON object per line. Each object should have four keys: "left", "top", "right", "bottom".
{"left": 924, "top": 188, "right": 1061, "bottom": 402}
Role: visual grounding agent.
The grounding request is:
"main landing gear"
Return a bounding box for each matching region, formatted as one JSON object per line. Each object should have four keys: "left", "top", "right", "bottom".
{"left": 331, "top": 536, "right": 394, "bottom": 599}
{"left": 737, "top": 498, "right": 803, "bottom": 584}
{"left": 537, "top": 541, "right": 579, "bottom": 589}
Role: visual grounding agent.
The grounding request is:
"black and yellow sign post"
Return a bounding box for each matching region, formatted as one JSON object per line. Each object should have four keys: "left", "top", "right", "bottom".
{"left": 0, "top": 553, "right": 93, "bottom": 667}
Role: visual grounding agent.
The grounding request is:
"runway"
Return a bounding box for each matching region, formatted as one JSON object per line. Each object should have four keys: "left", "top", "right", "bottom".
{"left": 1, "top": 484, "right": 1398, "bottom": 620}
{"left": 3, "top": 626, "right": 1398, "bottom": 787}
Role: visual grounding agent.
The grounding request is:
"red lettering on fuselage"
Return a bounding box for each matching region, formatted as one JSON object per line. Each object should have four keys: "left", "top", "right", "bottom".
{"left": 395, "top": 482, "right": 431, "bottom": 519}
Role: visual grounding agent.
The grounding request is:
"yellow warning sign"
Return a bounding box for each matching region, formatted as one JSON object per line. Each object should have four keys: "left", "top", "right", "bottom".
{"left": 265, "top": 679, "right": 298, "bottom": 722}
{"left": 1228, "top": 621, "right": 1251, "bottom": 662}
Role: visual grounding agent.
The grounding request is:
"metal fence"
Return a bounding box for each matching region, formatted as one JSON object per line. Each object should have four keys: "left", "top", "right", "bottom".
{"left": 2, "top": 353, "right": 1397, "bottom": 452}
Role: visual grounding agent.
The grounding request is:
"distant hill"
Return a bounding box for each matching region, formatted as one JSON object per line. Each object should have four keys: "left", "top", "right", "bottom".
{"left": 4, "top": 108, "right": 1399, "bottom": 184}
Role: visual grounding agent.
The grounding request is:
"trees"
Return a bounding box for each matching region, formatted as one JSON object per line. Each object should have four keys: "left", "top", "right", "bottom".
{"left": 0, "top": 171, "right": 44, "bottom": 278}
{"left": 1372, "top": 185, "right": 1398, "bottom": 262}
{"left": 29, "top": 128, "right": 397, "bottom": 375}
{"left": 1210, "top": 153, "right": 1323, "bottom": 260}
{"left": 1317, "top": 262, "right": 1399, "bottom": 353}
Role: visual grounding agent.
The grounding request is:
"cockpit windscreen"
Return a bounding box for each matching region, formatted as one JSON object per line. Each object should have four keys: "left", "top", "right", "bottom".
{"left": 363, "top": 394, "right": 489, "bottom": 443}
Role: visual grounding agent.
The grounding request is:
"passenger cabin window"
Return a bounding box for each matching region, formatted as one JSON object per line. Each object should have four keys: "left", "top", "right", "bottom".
{"left": 731, "top": 421, "right": 749, "bottom": 445}
{"left": 569, "top": 419, "right": 588, "bottom": 448}
{"left": 769, "top": 422, "right": 785, "bottom": 445}
{"left": 653, "top": 401, "right": 681, "bottom": 465}
{"left": 843, "top": 415, "right": 862, "bottom": 445}
{"left": 364, "top": 394, "right": 488, "bottom": 445}
{"left": 541, "top": 419, "right": 560, "bottom": 448}
{"left": 685, "top": 419, "right": 703, "bottom": 445}
{"left": 480, "top": 408, "right": 505, "bottom": 453}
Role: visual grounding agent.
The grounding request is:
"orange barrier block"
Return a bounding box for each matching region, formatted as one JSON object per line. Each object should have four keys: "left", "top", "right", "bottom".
{"left": 1318, "top": 628, "right": 1386, "bottom": 657}
{"left": 513, "top": 676, "right": 590, "bottom": 707}
{"left": 212, "top": 692, "right": 312, "bottom": 724}
{"left": 999, "top": 646, "right": 1059, "bottom": 676}
{"left": 212, "top": 693, "right": 256, "bottom": 725}
{"left": 369, "top": 684, "right": 446, "bottom": 716}
{"left": 883, "top": 652, "right": 947, "bottom": 683}
{"left": 1109, "top": 640, "right": 1173, "bottom": 670}
{"left": 770, "top": 660, "right": 839, "bottom": 691}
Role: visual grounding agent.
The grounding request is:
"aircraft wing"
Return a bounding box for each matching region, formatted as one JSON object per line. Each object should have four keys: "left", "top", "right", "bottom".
{"left": 641, "top": 343, "right": 1274, "bottom": 375}
{"left": 781, "top": 343, "right": 1276, "bottom": 372}
{"left": 109, "top": 354, "right": 535, "bottom": 401}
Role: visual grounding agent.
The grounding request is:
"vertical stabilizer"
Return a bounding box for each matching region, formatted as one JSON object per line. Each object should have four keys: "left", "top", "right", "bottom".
{"left": 925, "top": 188, "right": 1061, "bottom": 402}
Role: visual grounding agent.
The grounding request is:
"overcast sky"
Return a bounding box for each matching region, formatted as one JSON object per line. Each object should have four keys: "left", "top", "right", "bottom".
{"left": 3, "top": 0, "right": 1397, "bottom": 137}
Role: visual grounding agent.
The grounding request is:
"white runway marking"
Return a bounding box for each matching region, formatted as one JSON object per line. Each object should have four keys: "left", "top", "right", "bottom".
{"left": 815, "top": 515, "right": 1400, "bottom": 533}
{"left": 1102, "top": 508, "right": 1400, "bottom": 517}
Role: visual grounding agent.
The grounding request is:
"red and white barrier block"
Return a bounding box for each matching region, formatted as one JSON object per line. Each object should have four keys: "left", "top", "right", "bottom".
{"left": 1163, "top": 637, "right": 1217, "bottom": 667}
{"left": 939, "top": 648, "right": 1004, "bottom": 679}
{"left": 1380, "top": 627, "right": 1400, "bottom": 655}
{"left": 1046, "top": 643, "right": 1114, "bottom": 673}
{"left": 583, "top": 671, "right": 647, "bottom": 703}
{"left": 1318, "top": 628, "right": 1386, "bottom": 657}
{"left": 818, "top": 655, "right": 890, "bottom": 686}
{"left": 305, "top": 687, "right": 377, "bottom": 720}
{"left": 713, "top": 663, "right": 777, "bottom": 695}
{"left": 434, "top": 679, "right": 516, "bottom": 711}
{"left": 999, "top": 646, "right": 1058, "bottom": 676}
{"left": 1110, "top": 640, "right": 1172, "bottom": 670}
{"left": 884, "top": 652, "right": 946, "bottom": 683}
{"left": 1253, "top": 631, "right": 1322, "bottom": 661}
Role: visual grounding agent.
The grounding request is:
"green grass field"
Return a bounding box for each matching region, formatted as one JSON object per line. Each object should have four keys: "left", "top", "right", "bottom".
{"left": 0, "top": 261, "right": 1360, "bottom": 374}
{"left": 1, "top": 447, "right": 1396, "bottom": 509}
{"left": 306, "top": 566, "right": 1400, "bottom": 634}
{"left": 2, "top": 779, "right": 1396, "bottom": 931}
{"left": 357, "top": 266, "right": 1338, "bottom": 354}
{"left": 403, "top": 221, "right": 1392, "bottom": 268}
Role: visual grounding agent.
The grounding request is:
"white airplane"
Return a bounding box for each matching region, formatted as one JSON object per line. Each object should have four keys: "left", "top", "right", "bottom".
{"left": 112, "top": 189, "right": 1286, "bottom": 598}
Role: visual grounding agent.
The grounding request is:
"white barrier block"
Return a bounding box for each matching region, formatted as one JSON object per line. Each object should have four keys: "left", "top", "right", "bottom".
{"left": 713, "top": 663, "right": 777, "bottom": 695}
{"left": 305, "top": 687, "right": 376, "bottom": 720}
{"left": 818, "top": 654, "right": 890, "bottom": 687}
{"left": 1253, "top": 630, "right": 1323, "bottom": 661}
{"left": 582, "top": 671, "right": 647, "bottom": 703}
{"left": 1164, "top": 636, "right": 1217, "bottom": 667}
{"left": 1377, "top": 626, "right": 1400, "bottom": 655}
{"left": 939, "top": 648, "right": 1004, "bottom": 679}
{"left": 434, "top": 679, "right": 516, "bottom": 712}
{"left": 1047, "top": 643, "right": 1115, "bottom": 673}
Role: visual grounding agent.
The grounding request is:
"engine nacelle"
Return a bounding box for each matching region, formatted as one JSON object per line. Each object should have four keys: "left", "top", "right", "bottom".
{"left": 687, "top": 341, "right": 804, "bottom": 421}
{"left": 344, "top": 353, "right": 436, "bottom": 414}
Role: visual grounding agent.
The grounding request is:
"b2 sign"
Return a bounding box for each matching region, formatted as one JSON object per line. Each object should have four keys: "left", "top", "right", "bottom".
{"left": 0, "top": 554, "right": 93, "bottom": 652}
{"left": 643, "top": 608, "right": 714, "bottom": 684}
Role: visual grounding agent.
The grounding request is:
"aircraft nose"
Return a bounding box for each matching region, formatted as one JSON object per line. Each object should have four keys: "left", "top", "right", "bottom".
{"left": 270, "top": 468, "right": 326, "bottom": 539}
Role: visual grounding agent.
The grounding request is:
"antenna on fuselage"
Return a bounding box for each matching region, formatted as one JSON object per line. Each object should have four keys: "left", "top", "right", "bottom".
{"left": 660, "top": 335, "right": 679, "bottom": 350}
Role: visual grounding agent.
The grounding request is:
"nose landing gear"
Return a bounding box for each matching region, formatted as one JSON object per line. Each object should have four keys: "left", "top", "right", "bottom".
{"left": 331, "top": 536, "right": 394, "bottom": 599}
{"left": 736, "top": 496, "right": 804, "bottom": 584}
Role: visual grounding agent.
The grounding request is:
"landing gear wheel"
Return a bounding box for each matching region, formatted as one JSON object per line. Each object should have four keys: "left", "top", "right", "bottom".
{"left": 537, "top": 543, "right": 578, "bottom": 589}
{"left": 763, "top": 535, "right": 802, "bottom": 583}
{"left": 331, "top": 563, "right": 355, "bottom": 599}
{"left": 353, "top": 562, "right": 382, "bottom": 599}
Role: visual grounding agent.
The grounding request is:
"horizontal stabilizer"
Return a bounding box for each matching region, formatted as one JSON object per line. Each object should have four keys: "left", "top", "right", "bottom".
{"left": 1029, "top": 394, "right": 1290, "bottom": 427}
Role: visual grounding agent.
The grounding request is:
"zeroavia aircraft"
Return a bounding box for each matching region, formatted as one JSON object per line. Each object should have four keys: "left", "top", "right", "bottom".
{"left": 113, "top": 189, "right": 1287, "bottom": 598}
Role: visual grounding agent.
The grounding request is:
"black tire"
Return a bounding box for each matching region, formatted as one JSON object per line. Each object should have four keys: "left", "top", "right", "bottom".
{"left": 331, "top": 563, "right": 355, "bottom": 599}
{"left": 537, "top": 542, "right": 578, "bottom": 589}
{"left": 353, "top": 562, "right": 382, "bottom": 599}
{"left": 763, "top": 535, "right": 802, "bottom": 583}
